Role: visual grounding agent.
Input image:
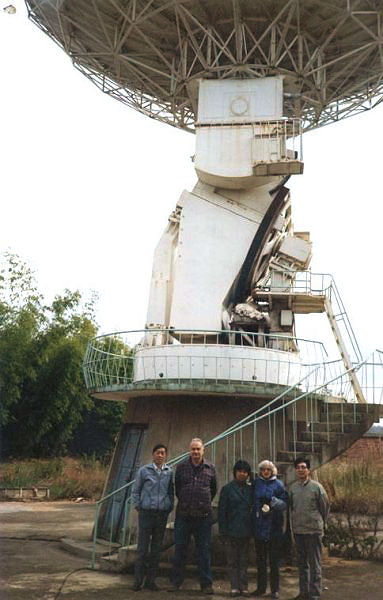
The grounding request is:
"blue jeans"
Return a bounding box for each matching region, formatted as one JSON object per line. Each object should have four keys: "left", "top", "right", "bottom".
{"left": 171, "top": 514, "right": 213, "bottom": 588}
{"left": 134, "top": 510, "right": 169, "bottom": 585}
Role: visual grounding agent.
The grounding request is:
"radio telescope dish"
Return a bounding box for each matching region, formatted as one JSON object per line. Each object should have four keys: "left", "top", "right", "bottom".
{"left": 26, "top": 0, "right": 383, "bottom": 132}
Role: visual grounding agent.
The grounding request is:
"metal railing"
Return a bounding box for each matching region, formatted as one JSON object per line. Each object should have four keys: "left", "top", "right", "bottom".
{"left": 90, "top": 351, "right": 383, "bottom": 568}
{"left": 83, "top": 272, "right": 363, "bottom": 395}
{"left": 83, "top": 329, "right": 327, "bottom": 392}
{"left": 258, "top": 271, "right": 362, "bottom": 363}
{"left": 251, "top": 117, "right": 303, "bottom": 163}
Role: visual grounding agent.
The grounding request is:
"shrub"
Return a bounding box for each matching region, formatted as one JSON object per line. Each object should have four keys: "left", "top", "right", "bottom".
{"left": 0, "top": 457, "right": 107, "bottom": 499}
{"left": 319, "top": 459, "right": 383, "bottom": 560}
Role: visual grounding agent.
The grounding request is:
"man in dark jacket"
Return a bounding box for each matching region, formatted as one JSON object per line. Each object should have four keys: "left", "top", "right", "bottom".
{"left": 253, "top": 459, "right": 287, "bottom": 600}
{"left": 131, "top": 443, "right": 174, "bottom": 591}
{"left": 168, "top": 438, "right": 217, "bottom": 594}
{"left": 218, "top": 460, "right": 253, "bottom": 597}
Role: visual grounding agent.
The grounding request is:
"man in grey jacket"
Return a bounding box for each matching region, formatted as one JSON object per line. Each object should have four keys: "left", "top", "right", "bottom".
{"left": 289, "top": 458, "right": 330, "bottom": 600}
{"left": 131, "top": 443, "right": 174, "bottom": 591}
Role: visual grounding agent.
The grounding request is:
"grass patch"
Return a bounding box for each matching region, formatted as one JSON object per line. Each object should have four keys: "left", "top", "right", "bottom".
{"left": 0, "top": 456, "right": 107, "bottom": 500}
{"left": 318, "top": 458, "right": 383, "bottom": 514}
{"left": 318, "top": 459, "right": 383, "bottom": 560}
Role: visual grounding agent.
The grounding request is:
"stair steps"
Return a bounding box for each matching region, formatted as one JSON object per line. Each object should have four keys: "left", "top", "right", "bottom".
{"left": 277, "top": 401, "right": 379, "bottom": 484}
{"left": 305, "top": 422, "right": 364, "bottom": 434}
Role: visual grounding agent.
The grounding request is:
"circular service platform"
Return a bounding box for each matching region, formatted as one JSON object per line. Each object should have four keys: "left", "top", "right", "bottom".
{"left": 26, "top": 0, "right": 383, "bottom": 132}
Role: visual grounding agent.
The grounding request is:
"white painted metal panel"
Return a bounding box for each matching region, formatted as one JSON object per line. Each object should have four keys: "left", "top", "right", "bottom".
{"left": 198, "top": 77, "right": 283, "bottom": 124}
{"left": 168, "top": 189, "right": 267, "bottom": 330}
{"left": 134, "top": 345, "right": 301, "bottom": 386}
{"left": 195, "top": 125, "right": 255, "bottom": 180}
{"left": 146, "top": 228, "right": 177, "bottom": 327}
{"left": 279, "top": 236, "right": 312, "bottom": 266}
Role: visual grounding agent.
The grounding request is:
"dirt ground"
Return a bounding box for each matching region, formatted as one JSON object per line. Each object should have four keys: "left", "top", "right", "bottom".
{"left": 0, "top": 501, "right": 382, "bottom": 600}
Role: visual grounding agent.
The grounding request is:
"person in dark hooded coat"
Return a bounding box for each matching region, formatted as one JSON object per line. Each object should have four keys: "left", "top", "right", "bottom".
{"left": 252, "top": 460, "right": 287, "bottom": 600}
{"left": 218, "top": 460, "right": 253, "bottom": 597}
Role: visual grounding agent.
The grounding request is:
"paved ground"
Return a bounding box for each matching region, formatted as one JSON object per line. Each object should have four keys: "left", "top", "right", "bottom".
{"left": 1, "top": 501, "right": 383, "bottom": 599}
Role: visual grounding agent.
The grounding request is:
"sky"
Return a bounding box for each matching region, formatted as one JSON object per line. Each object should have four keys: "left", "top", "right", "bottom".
{"left": 1, "top": 3, "right": 382, "bottom": 360}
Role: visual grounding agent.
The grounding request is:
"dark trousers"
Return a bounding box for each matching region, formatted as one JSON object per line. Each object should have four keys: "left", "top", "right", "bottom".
{"left": 134, "top": 510, "right": 169, "bottom": 586}
{"left": 171, "top": 514, "right": 213, "bottom": 589}
{"left": 225, "top": 537, "right": 250, "bottom": 591}
{"left": 254, "top": 538, "right": 281, "bottom": 594}
{"left": 294, "top": 533, "right": 322, "bottom": 600}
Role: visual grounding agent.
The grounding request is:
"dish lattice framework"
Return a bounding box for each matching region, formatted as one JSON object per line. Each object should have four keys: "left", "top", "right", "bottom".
{"left": 26, "top": 0, "right": 383, "bottom": 132}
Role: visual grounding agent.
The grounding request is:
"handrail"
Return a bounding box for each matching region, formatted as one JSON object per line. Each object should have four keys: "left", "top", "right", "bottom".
{"left": 90, "top": 353, "right": 379, "bottom": 568}
{"left": 86, "top": 328, "right": 327, "bottom": 353}
{"left": 257, "top": 271, "right": 362, "bottom": 363}
{"left": 83, "top": 328, "right": 329, "bottom": 391}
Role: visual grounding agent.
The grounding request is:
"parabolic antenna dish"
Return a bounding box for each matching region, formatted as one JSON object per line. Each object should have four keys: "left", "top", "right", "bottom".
{"left": 26, "top": 0, "right": 383, "bottom": 132}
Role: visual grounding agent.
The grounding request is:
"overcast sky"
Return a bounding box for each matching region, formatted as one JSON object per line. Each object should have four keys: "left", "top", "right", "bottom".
{"left": 1, "top": 4, "right": 382, "bottom": 359}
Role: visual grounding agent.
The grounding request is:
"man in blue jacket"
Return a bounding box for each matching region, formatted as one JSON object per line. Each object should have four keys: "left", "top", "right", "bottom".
{"left": 131, "top": 443, "right": 174, "bottom": 591}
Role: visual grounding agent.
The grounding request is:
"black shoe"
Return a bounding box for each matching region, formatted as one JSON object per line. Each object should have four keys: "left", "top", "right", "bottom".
{"left": 201, "top": 586, "right": 214, "bottom": 595}
{"left": 252, "top": 591, "right": 266, "bottom": 597}
{"left": 145, "top": 582, "right": 160, "bottom": 591}
{"left": 132, "top": 583, "right": 142, "bottom": 591}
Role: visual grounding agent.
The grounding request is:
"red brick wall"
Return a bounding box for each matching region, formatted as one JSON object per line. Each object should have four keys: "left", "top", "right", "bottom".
{"left": 333, "top": 436, "right": 383, "bottom": 462}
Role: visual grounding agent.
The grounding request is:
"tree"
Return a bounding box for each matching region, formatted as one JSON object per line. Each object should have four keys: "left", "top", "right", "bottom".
{"left": 0, "top": 252, "right": 123, "bottom": 458}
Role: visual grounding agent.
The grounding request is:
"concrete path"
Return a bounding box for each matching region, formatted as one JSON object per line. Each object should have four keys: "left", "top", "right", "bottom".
{"left": 1, "top": 501, "right": 382, "bottom": 599}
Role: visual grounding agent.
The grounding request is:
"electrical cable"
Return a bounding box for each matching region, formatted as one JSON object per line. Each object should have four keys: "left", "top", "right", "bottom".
{"left": 53, "top": 567, "right": 95, "bottom": 600}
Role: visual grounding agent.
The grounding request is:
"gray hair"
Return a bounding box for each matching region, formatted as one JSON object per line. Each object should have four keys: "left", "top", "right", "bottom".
{"left": 190, "top": 437, "right": 204, "bottom": 447}
{"left": 258, "top": 459, "right": 277, "bottom": 476}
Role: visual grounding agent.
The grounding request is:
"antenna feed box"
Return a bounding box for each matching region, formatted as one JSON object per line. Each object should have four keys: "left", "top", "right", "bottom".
{"left": 194, "top": 77, "right": 302, "bottom": 188}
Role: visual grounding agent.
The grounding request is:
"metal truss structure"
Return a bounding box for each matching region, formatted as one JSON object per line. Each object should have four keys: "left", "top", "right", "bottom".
{"left": 26, "top": 0, "right": 383, "bottom": 132}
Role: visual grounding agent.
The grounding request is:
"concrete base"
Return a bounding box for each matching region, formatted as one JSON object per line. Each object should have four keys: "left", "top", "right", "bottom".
{"left": 60, "top": 536, "right": 119, "bottom": 560}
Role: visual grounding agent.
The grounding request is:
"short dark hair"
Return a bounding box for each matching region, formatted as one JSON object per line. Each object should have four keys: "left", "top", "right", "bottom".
{"left": 152, "top": 443, "right": 167, "bottom": 454}
{"left": 233, "top": 459, "right": 252, "bottom": 478}
{"left": 294, "top": 457, "right": 310, "bottom": 469}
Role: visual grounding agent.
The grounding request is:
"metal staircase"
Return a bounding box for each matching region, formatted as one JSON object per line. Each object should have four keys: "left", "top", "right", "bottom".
{"left": 277, "top": 400, "right": 381, "bottom": 483}
{"left": 255, "top": 271, "right": 366, "bottom": 403}
{"left": 91, "top": 352, "right": 383, "bottom": 571}
{"left": 83, "top": 273, "right": 383, "bottom": 571}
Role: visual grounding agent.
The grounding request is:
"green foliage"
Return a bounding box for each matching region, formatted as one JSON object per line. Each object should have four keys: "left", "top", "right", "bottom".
{"left": 69, "top": 399, "right": 123, "bottom": 459}
{"left": 0, "top": 251, "right": 123, "bottom": 459}
{"left": 1, "top": 458, "right": 64, "bottom": 487}
{"left": 324, "top": 514, "right": 383, "bottom": 560}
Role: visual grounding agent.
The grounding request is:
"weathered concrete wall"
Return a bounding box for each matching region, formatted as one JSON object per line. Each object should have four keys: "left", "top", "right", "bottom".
{"left": 121, "top": 393, "right": 286, "bottom": 481}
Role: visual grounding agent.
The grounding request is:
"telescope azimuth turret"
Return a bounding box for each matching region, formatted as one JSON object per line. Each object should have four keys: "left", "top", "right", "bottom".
{"left": 27, "top": 0, "right": 373, "bottom": 407}
{"left": 26, "top": 0, "right": 383, "bottom": 131}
